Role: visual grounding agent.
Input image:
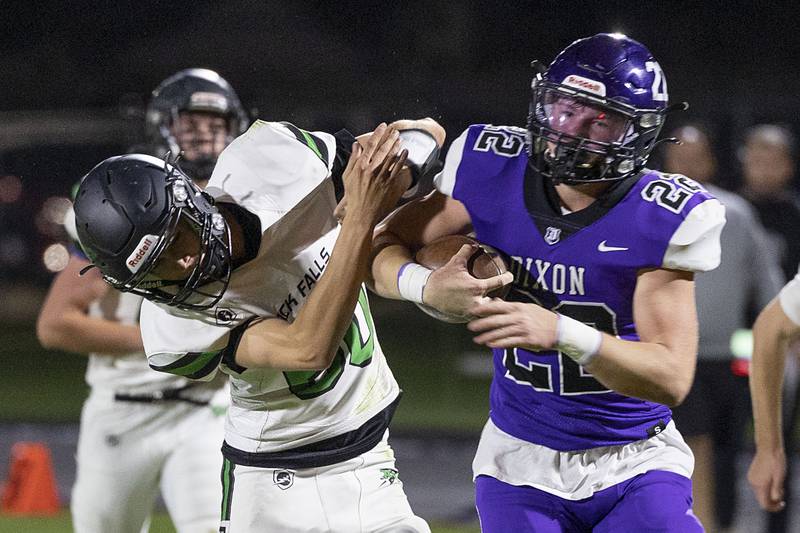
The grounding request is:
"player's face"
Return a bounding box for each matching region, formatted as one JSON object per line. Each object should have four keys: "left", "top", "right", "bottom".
{"left": 545, "top": 94, "right": 629, "bottom": 146}
{"left": 742, "top": 139, "right": 794, "bottom": 192}
{"left": 150, "top": 218, "right": 202, "bottom": 282}
{"left": 172, "top": 111, "right": 229, "bottom": 163}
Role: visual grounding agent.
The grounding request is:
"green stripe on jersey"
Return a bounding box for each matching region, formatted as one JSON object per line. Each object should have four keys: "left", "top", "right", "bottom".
{"left": 150, "top": 350, "right": 222, "bottom": 379}
{"left": 280, "top": 121, "right": 329, "bottom": 166}
{"left": 300, "top": 129, "right": 323, "bottom": 161}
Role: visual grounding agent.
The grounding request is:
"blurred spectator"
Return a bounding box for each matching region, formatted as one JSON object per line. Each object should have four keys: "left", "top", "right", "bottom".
{"left": 738, "top": 124, "right": 800, "bottom": 533}
{"left": 664, "top": 125, "right": 784, "bottom": 533}
{"left": 739, "top": 125, "right": 800, "bottom": 279}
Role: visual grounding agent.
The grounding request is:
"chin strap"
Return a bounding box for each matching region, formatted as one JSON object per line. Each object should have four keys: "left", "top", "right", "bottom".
{"left": 665, "top": 101, "right": 689, "bottom": 115}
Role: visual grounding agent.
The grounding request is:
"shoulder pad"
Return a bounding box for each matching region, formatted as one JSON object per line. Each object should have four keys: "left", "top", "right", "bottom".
{"left": 434, "top": 124, "right": 526, "bottom": 197}
{"left": 206, "top": 120, "right": 336, "bottom": 207}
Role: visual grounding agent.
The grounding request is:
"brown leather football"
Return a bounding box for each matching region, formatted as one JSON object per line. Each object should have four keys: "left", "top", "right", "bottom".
{"left": 414, "top": 234, "right": 511, "bottom": 300}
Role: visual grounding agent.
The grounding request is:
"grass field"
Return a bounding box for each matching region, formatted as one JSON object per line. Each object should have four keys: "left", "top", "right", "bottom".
{"left": 0, "top": 299, "right": 494, "bottom": 431}
{"left": 0, "top": 511, "right": 481, "bottom": 533}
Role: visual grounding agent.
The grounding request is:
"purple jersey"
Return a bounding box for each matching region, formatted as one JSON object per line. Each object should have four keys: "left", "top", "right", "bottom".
{"left": 437, "top": 124, "right": 723, "bottom": 451}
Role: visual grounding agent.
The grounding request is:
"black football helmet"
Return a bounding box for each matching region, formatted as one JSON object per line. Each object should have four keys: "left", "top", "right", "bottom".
{"left": 73, "top": 154, "right": 231, "bottom": 310}
{"left": 146, "top": 68, "right": 249, "bottom": 180}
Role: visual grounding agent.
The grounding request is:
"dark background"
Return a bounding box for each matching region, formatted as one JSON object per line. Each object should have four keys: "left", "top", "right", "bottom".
{"left": 4, "top": 2, "right": 800, "bottom": 284}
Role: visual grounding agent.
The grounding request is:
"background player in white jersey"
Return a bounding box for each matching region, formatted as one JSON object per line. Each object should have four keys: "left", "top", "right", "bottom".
{"left": 749, "top": 267, "right": 800, "bottom": 514}
{"left": 71, "top": 117, "right": 444, "bottom": 532}
{"left": 370, "top": 34, "right": 725, "bottom": 531}
{"left": 36, "top": 69, "right": 248, "bottom": 533}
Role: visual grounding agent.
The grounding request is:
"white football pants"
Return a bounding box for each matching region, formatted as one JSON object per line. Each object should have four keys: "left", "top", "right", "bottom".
{"left": 71, "top": 390, "right": 225, "bottom": 533}
{"left": 219, "top": 431, "right": 429, "bottom": 533}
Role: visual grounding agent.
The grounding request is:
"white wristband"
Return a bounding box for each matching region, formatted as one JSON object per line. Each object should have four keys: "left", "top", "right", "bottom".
{"left": 397, "top": 262, "right": 433, "bottom": 304}
{"left": 556, "top": 314, "right": 602, "bottom": 366}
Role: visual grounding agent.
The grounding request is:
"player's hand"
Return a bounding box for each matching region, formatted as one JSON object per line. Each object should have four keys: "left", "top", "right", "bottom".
{"left": 422, "top": 244, "right": 513, "bottom": 318}
{"left": 467, "top": 298, "right": 559, "bottom": 351}
{"left": 340, "top": 123, "right": 409, "bottom": 226}
{"left": 748, "top": 448, "right": 787, "bottom": 512}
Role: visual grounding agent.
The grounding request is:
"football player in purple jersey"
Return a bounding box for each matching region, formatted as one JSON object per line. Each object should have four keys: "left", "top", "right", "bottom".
{"left": 370, "top": 33, "right": 726, "bottom": 531}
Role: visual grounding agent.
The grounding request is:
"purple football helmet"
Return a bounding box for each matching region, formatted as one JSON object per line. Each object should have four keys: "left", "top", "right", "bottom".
{"left": 528, "top": 33, "right": 673, "bottom": 184}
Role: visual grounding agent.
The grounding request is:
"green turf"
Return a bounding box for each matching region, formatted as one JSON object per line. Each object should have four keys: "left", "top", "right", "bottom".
{"left": 0, "top": 511, "right": 480, "bottom": 533}
{"left": 0, "top": 299, "right": 494, "bottom": 432}
{"left": 372, "top": 299, "right": 493, "bottom": 432}
{"left": 0, "top": 511, "right": 174, "bottom": 532}
{"left": 0, "top": 324, "right": 88, "bottom": 422}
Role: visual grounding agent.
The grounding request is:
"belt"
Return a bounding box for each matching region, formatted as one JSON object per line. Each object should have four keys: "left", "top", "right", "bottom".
{"left": 221, "top": 394, "right": 401, "bottom": 469}
{"left": 114, "top": 384, "right": 209, "bottom": 406}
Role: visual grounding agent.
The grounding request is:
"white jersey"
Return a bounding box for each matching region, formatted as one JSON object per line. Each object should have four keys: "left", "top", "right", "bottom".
{"left": 84, "top": 289, "right": 225, "bottom": 400}
{"left": 83, "top": 289, "right": 161, "bottom": 391}
{"left": 61, "top": 200, "right": 223, "bottom": 399}
{"left": 140, "top": 121, "right": 400, "bottom": 455}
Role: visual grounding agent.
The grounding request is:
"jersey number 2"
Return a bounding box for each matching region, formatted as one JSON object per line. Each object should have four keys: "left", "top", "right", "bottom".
{"left": 503, "top": 301, "right": 613, "bottom": 395}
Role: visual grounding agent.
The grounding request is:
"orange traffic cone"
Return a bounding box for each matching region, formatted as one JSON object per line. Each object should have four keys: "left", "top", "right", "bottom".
{"left": 1, "top": 442, "right": 60, "bottom": 516}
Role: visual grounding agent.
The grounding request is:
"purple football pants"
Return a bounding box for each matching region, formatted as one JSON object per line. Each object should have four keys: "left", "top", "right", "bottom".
{"left": 475, "top": 471, "right": 704, "bottom": 532}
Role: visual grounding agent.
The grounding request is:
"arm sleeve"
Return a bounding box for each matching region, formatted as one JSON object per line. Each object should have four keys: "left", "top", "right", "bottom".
{"left": 147, "top": 349, "right": 224, "bottom": 381}
{"left": 662, "top": 198, "right": 726, "bottom": 272}
{"left": 433, "top": 128, "right": 470, "bottom": 198}
{"left": 779, "top": 269, "right": 800, "bottom": 326}
{"left": 140, "top": 300, "right": 230, "bottom": 381}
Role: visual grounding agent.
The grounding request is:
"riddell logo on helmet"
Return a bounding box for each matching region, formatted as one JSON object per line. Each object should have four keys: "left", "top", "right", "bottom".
{"left": 562, "top": 75, "right": 606, "bottom": 96}
{"left": 189, "top": 92, "right": 230, "bottom": 113}
{"left": 126, "top": 235, "right": 159, "bottom": 273}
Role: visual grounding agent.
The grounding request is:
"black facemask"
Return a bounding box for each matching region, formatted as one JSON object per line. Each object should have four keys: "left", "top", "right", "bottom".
{"left": 179, "top": 155, "right": 218, "bottom": 183}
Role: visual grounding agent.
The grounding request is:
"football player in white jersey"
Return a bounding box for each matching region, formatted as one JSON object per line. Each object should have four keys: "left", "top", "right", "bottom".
{"left": 37, "top": 69, "right": 248, "bottom": 533}
{"left": 749, "top": 267, "right": 800, "bottom": 513}
{"left": 71, "top": 117, "right": 444, "bottom": 532}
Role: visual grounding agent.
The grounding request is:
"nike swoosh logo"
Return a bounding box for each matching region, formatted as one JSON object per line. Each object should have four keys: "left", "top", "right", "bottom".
{"left": 597, "top": 240, "right": 629, "bottom": 252}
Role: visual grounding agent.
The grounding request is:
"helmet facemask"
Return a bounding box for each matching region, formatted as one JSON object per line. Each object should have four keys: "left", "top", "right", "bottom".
{"left": 146, "top": 69, "right": 249, "bottom": 182}
{"left": 164, "top": 110, "right": 233, "bottom": 182}
{"left": 527, "top": 78, "right": 666, "bottom": 185}
{"left": 108, "top": 165, "right": 232, "bottom": 311}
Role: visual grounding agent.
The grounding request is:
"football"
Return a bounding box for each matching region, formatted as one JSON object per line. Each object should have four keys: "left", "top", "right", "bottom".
{"left": 413, "top": 234, "right": 511, "bottom": 323}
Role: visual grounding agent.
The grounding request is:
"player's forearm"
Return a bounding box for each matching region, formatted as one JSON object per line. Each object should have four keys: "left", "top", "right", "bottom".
{"left": 291, "top": 218, "right": 374, "bottom": 364}
{"left": 584, "top": 335, "right": 696, "bottom": 407}
{"left": 369, "top": 193, "right": 471, "bottom": 299}
{"left": 37, "top": 312, "right": 143, "bottom": 355}
{"left": 750, "top": 303, "right": 792, "bottom": 450}
{"left": 242, "top": 219, "right": 374, "bottom": 370}
{"left": 369, "top": 240, "right": 414, "bottom": 299}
